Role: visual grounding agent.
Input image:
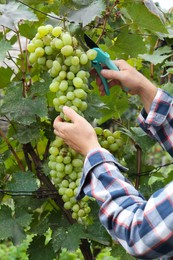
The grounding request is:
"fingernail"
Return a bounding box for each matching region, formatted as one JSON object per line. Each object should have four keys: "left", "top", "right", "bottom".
{"left": 63, "top": 106, "right": 69, "bottom": 112}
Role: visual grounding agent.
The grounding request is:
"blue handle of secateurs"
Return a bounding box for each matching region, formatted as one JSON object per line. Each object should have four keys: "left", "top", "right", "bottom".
{"left": 93, "top": 48, "right": 129, "bottom": 94}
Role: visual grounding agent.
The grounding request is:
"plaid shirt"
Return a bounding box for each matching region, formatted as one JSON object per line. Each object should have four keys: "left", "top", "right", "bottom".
{"left": 76, "top": 89, "right": 173, "bottom": 259}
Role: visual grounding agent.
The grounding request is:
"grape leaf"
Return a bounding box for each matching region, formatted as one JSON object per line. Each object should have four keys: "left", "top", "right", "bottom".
{"left": 1, "top": 86, "right": 48, "bottom": 125}
{"left": 124, "top": 2, "right": 167, "bottom": 34}
{"left": 7, "top": 171, "right": 38, "bottom": 192}
{"left": 130, "top": 127, "right": 156, "bottom": 151}
{"left": 0, "top": 2, "right": 38, "bottom": 30}
{"left": 19, "top": 23, "right": 37, "bottom": 40}
{"left": 27, "top": 235, "right": 55, "bottom": 260}
{"left": 61, "top": 224, "right": 85, "bottom": 251}
{"left": 0, "top": 205, "right": 15, "bottom": 240}
{"left": 12, "top": 122, "right": 41, "bottom": 144}
{"left": 0, "top": 67, "right": 13, "bottom": 88}
{"left": 139, "top": 46, "right": 173, "bottom": 65}
{"left": 109, "top": 27, "right": 147, "bottom": 58}
{"left": 0, "top": 38, "right": 11, "bottom": 62}
{"left": 67, "top": 0, "right": 106, "bottom": 26}
{"left": 0, "top": 205, "right": 26, "bottom": 243}
{"left": 15, "top": 207, "right": 33, "bottom": 228}
{"left": 52, "top": 224, "right": 85, "bottom": 252}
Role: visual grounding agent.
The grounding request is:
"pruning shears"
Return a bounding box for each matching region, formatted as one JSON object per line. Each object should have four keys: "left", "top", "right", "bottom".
{"left": 84, "top": 34, "right": 129, "bottom": 95}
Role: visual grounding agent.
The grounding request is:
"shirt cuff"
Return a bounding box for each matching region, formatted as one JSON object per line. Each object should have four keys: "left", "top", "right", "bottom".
{"left": 76, "top": 148, "right": 128, "bottom": 200}
{"left": 137, "top": 88, "right": 173, "bottom": 127}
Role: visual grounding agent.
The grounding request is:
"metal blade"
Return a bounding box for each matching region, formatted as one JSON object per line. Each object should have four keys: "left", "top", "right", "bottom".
{"left": 84, "top": 34, "right": 99, "bottom": 49}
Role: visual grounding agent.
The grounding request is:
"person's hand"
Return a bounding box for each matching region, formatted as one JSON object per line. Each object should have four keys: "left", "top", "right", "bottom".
{"left": 53, "top": 106, "right": 101, "bottom": 156}
{"left": 92, "top": 59, "right": 158, "bottom": 113}
{"left": 93, "top": 59, "right": 155, "bottom": 96}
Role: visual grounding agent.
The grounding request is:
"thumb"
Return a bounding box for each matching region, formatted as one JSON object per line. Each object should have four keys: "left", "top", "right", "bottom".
{"left": 63, "top": 106, "right": 81, "bottom": 122}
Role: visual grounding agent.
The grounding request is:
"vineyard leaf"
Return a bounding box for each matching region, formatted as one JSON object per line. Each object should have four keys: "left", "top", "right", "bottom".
{"left": 0, "top": 205, "right": 14, "bottom": 240}
{"left": 124, "top": 2, "right": 167, "bottom": 34}
{"left": 1, "top": 88, "right": 48, "bottom": 125}
{"left": 148, "top": 175, "right": 164, "bottom": 186}
{"left": 0, "top": 2, "right": 38, "bottom": 30}
{"left": 0, "top": 205, "right": 26, "bottom": 243}
{"left": 7, "top": 171, "right": 38, "bottom": 192}
{"left": 130, "top": 127, "right": 156, "bottom": 151}
{"left": 97, "top": 87, "right": 129, "bottom": 124}
{"left": 13, "top": 122, "right": 40, "bottom": 144}
{"left": 162, "top": 82, "right": 173, "bottom": 96}
{"left": 110, "top": 27, "right": 147, "bottom": 58}
{"left": 31, "top": 74, "right": 51, "bottom": 96}
{"left": 62, "top": 224, "right": 85, "bottom": 251}
{"left": 0, "top": 38, "right": 11, "bottom": 61}
{"left": 52, "top": 224, "right": 85, "bottom": 252}
{"left": 0, "top": 67, "right": 13, "bottom": 88}
{"left": 85, "top": 222, "right": 111, "bottom": 245}
{"left": 139, "top": 46, "right": 172, "bottom": 65}
{"left": 30, "top": 212, "right": 50, "bottom": 235}
{"left": 27, "top": 235, "right": 55, "bottom": 260}
{"left": 67, "top": 0, "right": 106, "bottom": 26}
{"left": 19, "top": 23, "right": 37, "bottom": 40}
{"left": 15, "top": 207, "right": 33, "bottom": 228}
{"left": 52, "top": 227, "right": 67, "bottom": 252}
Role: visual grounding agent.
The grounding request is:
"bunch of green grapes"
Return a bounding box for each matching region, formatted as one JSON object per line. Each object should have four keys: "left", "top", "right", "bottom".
{"left": 28, "top": 24, "right": 97, "bottom": 224}
{"left": 48, "top": 136, "right": 91, "bottom": 223}
{"left": 95, "top": 127, "right": 127, "bottom": 166}
{"left": 27, "top": 24, "right": 97, "bottom": 118}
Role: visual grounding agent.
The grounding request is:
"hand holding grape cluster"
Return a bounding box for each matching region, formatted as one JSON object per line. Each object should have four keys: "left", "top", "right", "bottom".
{"left": 28, "top": 25, "right": 125, "bottom": 224}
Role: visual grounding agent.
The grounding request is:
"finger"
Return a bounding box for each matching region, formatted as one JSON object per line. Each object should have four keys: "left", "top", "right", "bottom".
{"left": 101, "top": 69, "right": 124, "bottom": 82}
{"left": 53, "top": 115, "right": 63, "bottom": 128}
{"left": 62, "top": 106, "right": 82, "bottom": 123}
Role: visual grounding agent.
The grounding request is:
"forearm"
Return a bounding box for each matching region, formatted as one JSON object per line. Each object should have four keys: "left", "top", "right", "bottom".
{"left": 76, "top": 148, "right": 173, "bottom": 258}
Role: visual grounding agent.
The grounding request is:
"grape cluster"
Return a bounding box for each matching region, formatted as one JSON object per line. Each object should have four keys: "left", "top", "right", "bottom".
{"left": 48, "top": 136, "right": 91, "bottom": 223}
{"left": 95, "top": 127, "right": 126, "bottom": 166}
{"left": 27, "top": 24, "right": 97, "bottom": 118}
{"left": 27, "top": 24, "right": 97, "bottom": 224}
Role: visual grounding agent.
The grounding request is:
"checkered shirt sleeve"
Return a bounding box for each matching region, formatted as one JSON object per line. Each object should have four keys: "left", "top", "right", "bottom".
{"left": 137, "top": 88, "right": 173, "bottom": 157}
{"left": 76, "top": 89, "right": 173, "bottom": 259}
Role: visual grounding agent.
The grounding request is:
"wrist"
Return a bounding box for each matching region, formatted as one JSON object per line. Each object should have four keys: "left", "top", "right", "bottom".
{"left": 138, "top": 78, "right": 158, "bottom": 113}
{"left": 83, "top": 143, "right": 101, "bottom": 157}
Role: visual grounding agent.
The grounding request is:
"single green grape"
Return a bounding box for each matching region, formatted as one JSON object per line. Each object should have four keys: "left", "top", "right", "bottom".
{"left": 52, "top": 26, "right": 62, "bottom": 37}
{"left": 59, "top": 80, "right": 68, "bottom": 91}
{"left": 80, "top": 53, "right": 88, "bottom": 65}
{"left": 66, "top": 91, "right": 75, "bottom": 101}
{"left": 29, "top": 53, "right": 37, "bottom": 63}
{"left": 73, "top": 77, "right": 83, "bottom": 88}
{"left": 65, "top": 188, "right": 74, "bottom": 198}
{"left": 86, "top": 49, "right": 97, "bottom": 60}
{"left": 49, "top": 81, "right": 60, "bottom": 92}
{"left": 74, "top": 89, "right": 87, "bottom": 99}
{"left": 61, "top": 45, "right": 74, "bottom": 56}
{"left": 61, "top": 32, "right": 72, "bottom": 45}
{"left": 64, "top": 201, "right": 72, "bottom": 210}
{"left": 54, "top": 38, "right": 64, "bottom": 49}
{"left": 27, "top": 43, "right": 36, "bottom": 53}
{"left": 35, "top": 47, "right": 45, "bottom": 57}
{"left": 45, "top": 46, "right": 53, "bottom": 55}
{"left": 71, "top": 56, "right": 79, "bottom": 66}
{"left": 37, "top": 25, "right": 49, "bottom": 37}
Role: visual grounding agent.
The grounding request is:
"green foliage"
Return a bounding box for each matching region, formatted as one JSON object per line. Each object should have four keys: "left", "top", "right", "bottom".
{"left": 0, "top": 0, "right": 172, "bottom": 259}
